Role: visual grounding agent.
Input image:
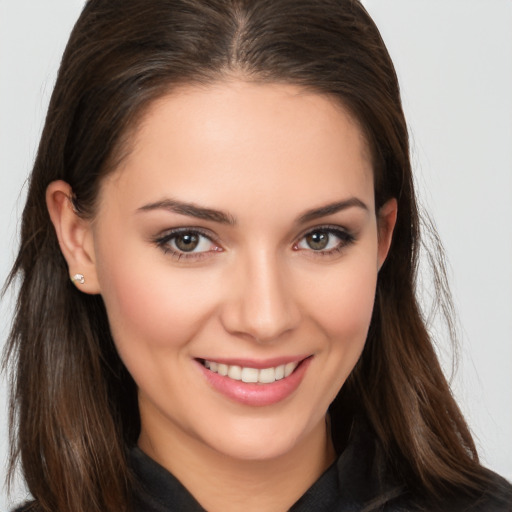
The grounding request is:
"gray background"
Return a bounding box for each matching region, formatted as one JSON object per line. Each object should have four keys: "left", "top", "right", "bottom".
{"left": 1, "top": 0, "right": 511, "bottom": 508}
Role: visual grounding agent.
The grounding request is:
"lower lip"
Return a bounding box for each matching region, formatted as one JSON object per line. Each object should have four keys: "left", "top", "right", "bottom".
{"left": 196, "top": 357, "right": 312, "bottom": 407}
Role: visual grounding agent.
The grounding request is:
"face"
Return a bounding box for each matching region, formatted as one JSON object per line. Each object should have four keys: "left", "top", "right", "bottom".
{"left": 87, "top": 81, "right": 395, "bottom": 463}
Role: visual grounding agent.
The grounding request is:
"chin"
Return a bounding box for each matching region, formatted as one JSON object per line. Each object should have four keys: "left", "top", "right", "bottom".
{"left": 199, "top": 413, "right": 321, "bottom": 463}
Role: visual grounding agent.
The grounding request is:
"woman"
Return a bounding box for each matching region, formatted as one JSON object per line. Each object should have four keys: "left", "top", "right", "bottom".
{"left": 4, "top": 0, "right": 511, "bottom": 511}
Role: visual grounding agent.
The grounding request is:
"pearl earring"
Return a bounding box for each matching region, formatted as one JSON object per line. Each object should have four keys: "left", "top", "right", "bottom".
{"left": 71, "top": 273, "right": 85, "bottom": 285}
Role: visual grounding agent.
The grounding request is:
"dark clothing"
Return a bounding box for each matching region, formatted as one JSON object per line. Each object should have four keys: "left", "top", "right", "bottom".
{"left": 13, "top": 422, "right": 512, "bottom": 511}
{"left": 129, "top": 422, "right": 512, "bottom": 512}
{"left": 129, "top": 446, "right": 341, "bottom": 511}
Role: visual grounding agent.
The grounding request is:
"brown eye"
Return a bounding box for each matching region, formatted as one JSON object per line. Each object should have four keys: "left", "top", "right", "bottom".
{"left": 295, "top": 227, "right": 355, "bottom": 254}
{"left": 174, "top": 233, "right": 200, "bottom": 252}
{"left": 155, "top": 229, "right": 222, "bottom": 258}
{"left": 305, "top": 231, "right": 329, "bottom": 250}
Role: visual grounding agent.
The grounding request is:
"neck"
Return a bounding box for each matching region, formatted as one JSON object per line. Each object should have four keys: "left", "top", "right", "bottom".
{"left": 138, "top": 416, "right": 336, "bottom": 512}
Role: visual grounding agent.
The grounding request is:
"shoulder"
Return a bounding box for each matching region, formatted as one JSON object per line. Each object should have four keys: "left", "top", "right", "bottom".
{"left": 333, "top": 418, "right": 511, "bottom": 512}
{"left": 384, "top": 472, "right": 512, "bottom": 512}
{"left": 467, "top": 472, "right": 512, "bottom": 512}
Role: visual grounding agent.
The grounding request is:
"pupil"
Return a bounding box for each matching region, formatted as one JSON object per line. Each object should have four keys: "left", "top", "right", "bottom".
{"left": 307, "top": 231, "right": 328, "bottom": 250}
{"left": 175, "top": 233, "right": 199, "bottom": 252}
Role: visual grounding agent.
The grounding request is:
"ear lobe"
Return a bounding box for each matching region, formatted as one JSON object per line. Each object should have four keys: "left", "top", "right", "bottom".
{"left": 46, "top": 180, "right": 101, "bottom": 294}
{"left": 377, "top": 198, "right": 398, "bottom": 270}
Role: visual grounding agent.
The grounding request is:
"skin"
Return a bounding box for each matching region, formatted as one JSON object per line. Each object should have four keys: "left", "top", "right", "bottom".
{"left": 47, "top": 81, "right": 397, "bottom": 512}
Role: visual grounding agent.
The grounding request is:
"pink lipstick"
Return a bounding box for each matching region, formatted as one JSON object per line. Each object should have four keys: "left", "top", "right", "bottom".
{"left": 195, "top": 355, "right": 312, "bottom": 407}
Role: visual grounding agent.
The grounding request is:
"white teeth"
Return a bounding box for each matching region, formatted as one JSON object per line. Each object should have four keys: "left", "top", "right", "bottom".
{"left": 284, "top": 362, "right": 296, "bottom": 378}
{"left": 258, "top": 367, "right": 276, "bottom": 384}
{"left": 227, "top": 365, "right": 242, "bottom": 380}
{"left": 241, "top": 367, "right": 259, "bottom": 383}
{"left": 203, "top": 360, "right": 299, "bottom": 384}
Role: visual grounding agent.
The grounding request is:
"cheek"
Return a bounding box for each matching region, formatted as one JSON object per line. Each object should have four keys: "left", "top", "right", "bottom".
{"left": 315, "top": 279, "right": 376, "bottom": 381}
{"left": 303, "top": 255, "right": 378, "bottom": 343}
{"left": 314, "top": 264, "right": 377, "bottom": 396}
{"left": 94, "top": 235, "right": 220, "bottom": 357}
{"left": 331, "top": 277, "right": 376, "bottom": 338}
{"left": 299, "top": 250, "right": 378, "bottom": 404}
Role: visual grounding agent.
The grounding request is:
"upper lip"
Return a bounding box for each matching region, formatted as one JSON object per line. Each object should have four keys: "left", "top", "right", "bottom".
{"left": 196, "top": 355, "right": 311, "bottom": 369}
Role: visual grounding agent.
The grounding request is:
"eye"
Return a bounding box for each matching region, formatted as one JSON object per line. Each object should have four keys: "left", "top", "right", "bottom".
{"left": 173, "top": 232, "right": 204, "bottom": 252}
{"left": 294, "top": 227, "right": 354, "bottom": 254}
{"left": 155, "top": 228, "right": 222, "bottom": 259}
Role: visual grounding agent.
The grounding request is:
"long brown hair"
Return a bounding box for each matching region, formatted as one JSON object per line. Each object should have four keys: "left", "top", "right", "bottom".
{"left": 3, "top": 0, "right": 492, "bottom": 510}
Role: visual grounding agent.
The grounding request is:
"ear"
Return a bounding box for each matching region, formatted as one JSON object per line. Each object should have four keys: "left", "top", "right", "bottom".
{"left": 376, "top": 198, "right": 398, "bottom": 270}
{"left": 46, "top": 180, "right": 101, "bottom": 294}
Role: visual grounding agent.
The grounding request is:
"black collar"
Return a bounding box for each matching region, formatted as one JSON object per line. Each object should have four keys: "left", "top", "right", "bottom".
{"left": 128, "top": 420, "right": 404, "bottom": 512}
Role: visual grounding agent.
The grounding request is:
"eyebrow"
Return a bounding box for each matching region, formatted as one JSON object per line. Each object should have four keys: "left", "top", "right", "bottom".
{"left": 297, "top": 197, "right": 368, "bottom": 224}
{"left": 137, "top": 199, "right": 236, "bottom": 225}
{"left": 137, "top": 196, "right": 368, "bottom": 225}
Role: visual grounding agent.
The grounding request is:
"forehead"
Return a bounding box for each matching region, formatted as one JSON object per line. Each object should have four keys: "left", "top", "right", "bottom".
{"left": 135, "top": 81, "right": 370, "bottom": 161}
{"left": 101, "top": 81, "right": 375, "bottom": 215}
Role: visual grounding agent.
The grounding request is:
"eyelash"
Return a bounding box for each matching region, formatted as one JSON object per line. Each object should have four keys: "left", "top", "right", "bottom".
{"left": 293, "top": 226, "right": 355, "bottom": 256}
{"left": 153, "top": 225, "right": 355, "bottom": 261}
{"left": 153, "top": 227, "right": 221, "bottom": 261}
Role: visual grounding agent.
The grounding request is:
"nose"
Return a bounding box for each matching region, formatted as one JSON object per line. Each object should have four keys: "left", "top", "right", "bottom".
{"left": 219, "top": 249, "right": 301, "bottom": 343}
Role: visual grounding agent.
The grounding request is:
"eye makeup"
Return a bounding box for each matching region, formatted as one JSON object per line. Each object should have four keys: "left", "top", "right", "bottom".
{"left": 153, "top": 227, "right": 223, "bottom": 261}
{"left": 293, "top": 225, "right": 356, "bottom": 258}
{"left": 152, "top": 223, "right": 356, "bottom": 262}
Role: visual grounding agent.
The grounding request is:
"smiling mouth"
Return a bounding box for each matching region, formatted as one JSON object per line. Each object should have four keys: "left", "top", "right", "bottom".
{"left": 199, "top": 359, "right": 303, "bottom": 384}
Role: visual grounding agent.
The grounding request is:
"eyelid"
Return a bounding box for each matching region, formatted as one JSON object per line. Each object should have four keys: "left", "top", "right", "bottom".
{"left": 156, "top": 225, "right": 216, "bottom": 238}
{"left": 295, "top": 223, "right": 352, "bottom": 240}
{"left": 293, "top": 224, "right": 355, "bottom": 254}
{"left": 153, "top": 226, "right": 223, "bottom": 260}
{"left": 152, "top": 224, "right": 355, "bottom": 260}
